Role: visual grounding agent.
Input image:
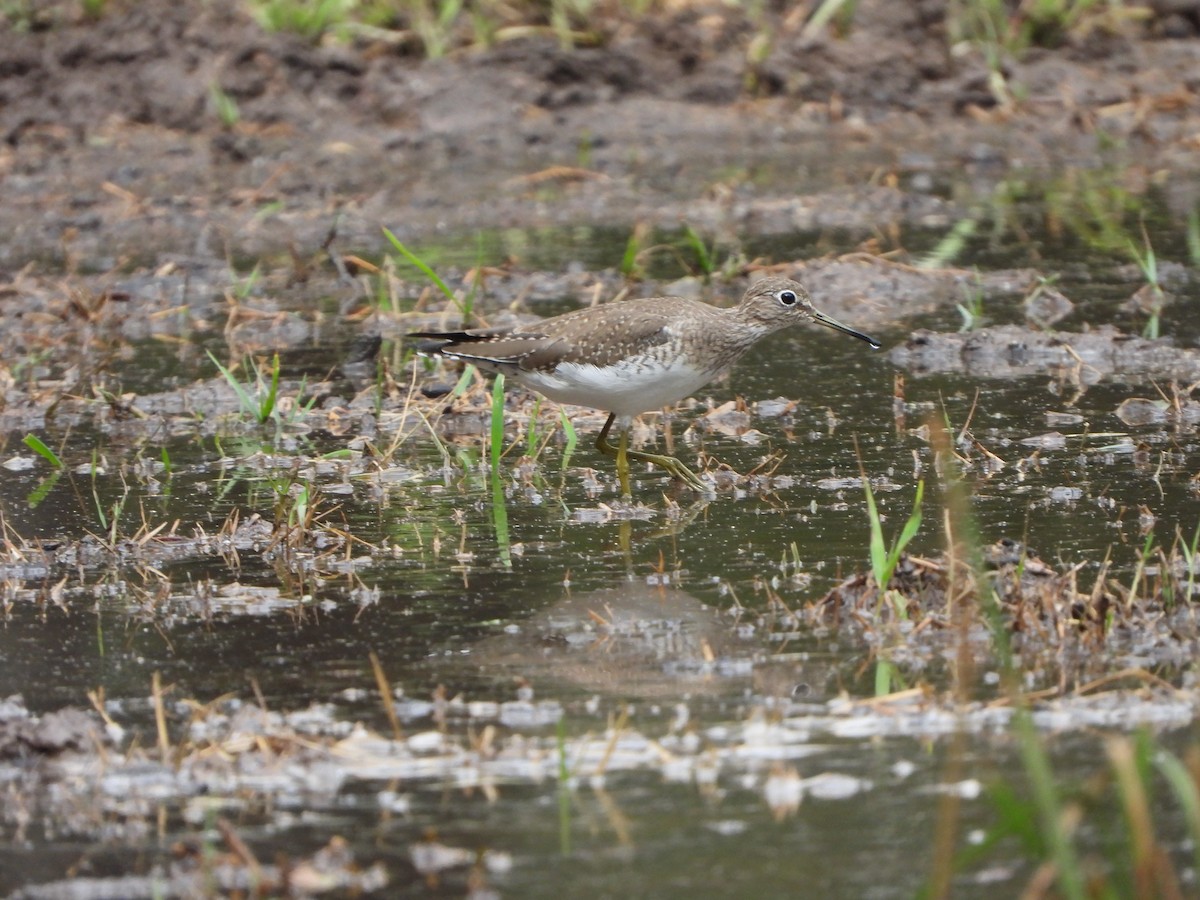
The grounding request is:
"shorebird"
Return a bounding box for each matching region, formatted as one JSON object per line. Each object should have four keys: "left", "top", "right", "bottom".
{"left": 410, "top": 276, "right": 879, "bottom": 496}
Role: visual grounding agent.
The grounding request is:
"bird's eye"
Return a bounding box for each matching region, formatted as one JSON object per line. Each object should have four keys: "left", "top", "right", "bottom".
{"left": 779, "top": 290, "right": 798, "bottom": 306}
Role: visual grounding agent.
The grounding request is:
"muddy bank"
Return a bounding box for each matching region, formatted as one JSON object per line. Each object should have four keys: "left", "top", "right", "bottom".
{"left": 4, "top": 1, "right": 1200, "bottom": 271}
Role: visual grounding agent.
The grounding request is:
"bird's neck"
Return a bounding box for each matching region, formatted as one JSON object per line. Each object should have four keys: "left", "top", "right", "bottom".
{"left": 728, "top": 305, "right": 783, "bottom": 343}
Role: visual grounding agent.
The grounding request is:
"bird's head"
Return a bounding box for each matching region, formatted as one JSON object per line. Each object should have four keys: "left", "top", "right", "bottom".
{"left": 739, "top": 276, "right": 880, "bottom": 349}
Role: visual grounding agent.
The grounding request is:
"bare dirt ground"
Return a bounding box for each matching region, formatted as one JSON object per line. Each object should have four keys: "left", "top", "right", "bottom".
{"left": 3, "top": 0, "right": 1200, "bottom": 281}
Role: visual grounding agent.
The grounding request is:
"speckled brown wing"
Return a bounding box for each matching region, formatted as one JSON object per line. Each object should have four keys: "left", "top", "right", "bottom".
{"left": 411, "top": 297, "right": 690, "bottom": 374}
{"left": 464, "top": 337, "right": 574, "bottom": 374}
{"left": 512, "top": 299, "right": 688, "bottom": 370}
{"left": 408, "top": 328, "right": 552, "bottom": 376}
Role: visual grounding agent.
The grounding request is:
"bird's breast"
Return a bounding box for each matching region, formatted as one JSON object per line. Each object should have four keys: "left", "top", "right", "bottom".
{"left": 514, "top": 354, "right": 720, "bottom": 418}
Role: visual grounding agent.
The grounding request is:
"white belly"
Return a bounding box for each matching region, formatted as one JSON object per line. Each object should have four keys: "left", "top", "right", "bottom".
{"left": 516, "top": 357, "right": 717, "bottom": 418}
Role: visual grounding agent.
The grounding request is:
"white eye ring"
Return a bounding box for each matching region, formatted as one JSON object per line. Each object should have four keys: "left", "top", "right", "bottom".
{"left": 779, "top": 290, "right": 798, "bottom": 306}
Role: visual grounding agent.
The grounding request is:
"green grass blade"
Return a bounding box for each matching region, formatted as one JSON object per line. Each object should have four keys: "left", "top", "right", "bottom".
{"left": 620, "top": 227, "right": 642, "bottom": 278}
{"left": 413, "top": 408, "right": 452, "bottom": 469}
{"left": 526, "top": 397, "right": 543, "bottom": 457}
{"left": 381, "top": 227, "right": 462, "bottom": 312}
{"left": 242, "top": 263, "right": 261, "bottom": 298}
{"left": 892, "top": 479, "right": 925, "bottom": 560}
{"left": 487, "top": 363, "right": 511, "bottom": 566}
{"left": 491, "top": 470, "right": 511, "bottom": 569}
{"left": 490, "top": 373, "right": 506, "bottom": 472}
{"left": 1155, "top": 751, "right": 1200, "bottom": 879}
{"left": 207, "top": 350, "right": 258, "bottom": 419}
{"left": 259, "top": 353, "right": 280, "bottom": 423}
{"left": 449, "top": 364, "right": 476, "bottom": 399}
{"left": 803, "top": 0, "right": 858, "bottom": 37}
{"left": 681, "top": 223, "right": 714, "bottom": 277}
{"left": 209, "top": 82, "right": 240, "bottom": 128}
{"left": 26, "top": 470, "right": 63, "bottom": 508}
{"left": 22, "top": 433, "right": 63, "bottom": 469}
{"left": 984, "top": 779, "right": 1044, "bottom": 856}
{"left": 559, "top": 410, "right": 577, "bottom": 471}
{"left": 862, "top": 475, "right": 888, "bottom": 587}
{"left": 874, "top": 658, "right": 891, "bottom": 696}
{"left": 1012, "top": 707, "right": 1087, "bottom": 899}
{"left": 91, "top": 451, "right": 107, "bottom": 531}
{"left": 1186, "top": 522, "right": 1200, "bottom": 602}
{"left": 919, "top": 216, "right": 977, "bottom": 269}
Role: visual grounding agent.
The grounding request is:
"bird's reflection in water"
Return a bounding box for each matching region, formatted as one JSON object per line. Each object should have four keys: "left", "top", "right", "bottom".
{"left": 467, "top": 583, "right": 832, "bottom": 703}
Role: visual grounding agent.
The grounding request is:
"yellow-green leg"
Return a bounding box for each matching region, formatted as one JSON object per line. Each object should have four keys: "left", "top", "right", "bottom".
{"left": 596, "top": 413, "right": 708, "bottom": 495}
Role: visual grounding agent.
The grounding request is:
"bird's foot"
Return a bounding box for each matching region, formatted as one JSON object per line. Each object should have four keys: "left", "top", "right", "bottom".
{"left": 626, "top": 449, "right": 712, "bottom": 495}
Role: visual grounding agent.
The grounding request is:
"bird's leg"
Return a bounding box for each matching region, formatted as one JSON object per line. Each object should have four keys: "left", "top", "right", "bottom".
{"left": 596, "top": 413, "right": 632, "bottom": 497}
{"left": 595, "top": 413, "right": 708, "bottom": 495}
{"left": 617, "top": 427, "right": 633, "bottom": 499}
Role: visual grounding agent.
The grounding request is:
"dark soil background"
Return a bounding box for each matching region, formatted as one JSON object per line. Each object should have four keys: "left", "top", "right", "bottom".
{"left": 3, "top": 0, "right": 1200, "bottom": 274}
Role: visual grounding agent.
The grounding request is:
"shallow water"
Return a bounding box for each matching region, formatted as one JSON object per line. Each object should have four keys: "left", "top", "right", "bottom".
{"left": 2, "top": 181, "right": 1200, "bottom": 897}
